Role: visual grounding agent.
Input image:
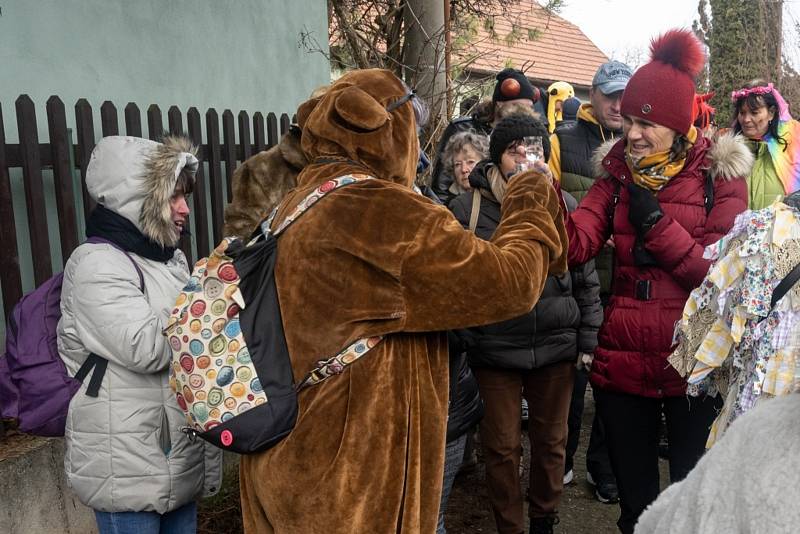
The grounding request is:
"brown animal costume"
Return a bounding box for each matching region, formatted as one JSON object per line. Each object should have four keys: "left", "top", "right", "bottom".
{"left": 223, "top": 87, "right": 328, "bottom": 239}
{"left": 222, "top": 129, "right": 307, "bottom": 238}
{"left": 239, "top": 68, "right": 568, "bottom": 534}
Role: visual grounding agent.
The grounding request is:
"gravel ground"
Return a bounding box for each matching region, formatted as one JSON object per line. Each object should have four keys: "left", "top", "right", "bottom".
{"left": 443, "top": 384, "right": 671, "bottom": 534}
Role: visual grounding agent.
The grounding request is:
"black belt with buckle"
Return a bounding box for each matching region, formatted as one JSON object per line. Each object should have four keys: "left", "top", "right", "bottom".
{"left": 615, "top": 278, "right": 687, "bottom": 301}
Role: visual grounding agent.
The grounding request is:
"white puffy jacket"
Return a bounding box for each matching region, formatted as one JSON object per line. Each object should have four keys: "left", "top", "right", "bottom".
{"left": 57, "top": 136, "right": 222, "bottom": 513}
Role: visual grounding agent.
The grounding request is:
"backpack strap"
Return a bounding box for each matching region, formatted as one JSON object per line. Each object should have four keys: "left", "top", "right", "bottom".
{"left": 468, "top": 189, "right": 481, "bottom": 233}
{"left": 296, "top": 335, "right": 384, "bottom": 391}
{"left": 76, "top": 237, "right": 147, "bottom": 396}
{"left": 85, "top": 237, "right": 145, "bottom": 292}
{"left": 704, "top": 174, "right": 714, "bottom": 216}
{"left": 73, "top": 353, "right": 108, "bottom": 398}
{"left": 268, "top": 174, "right": 375, "bottom": 238}
{"left": 771, "top": 261, "right": 800, "bottom": 309}
{"left": 610, "top": 180, "right": 621, "bottom": 228}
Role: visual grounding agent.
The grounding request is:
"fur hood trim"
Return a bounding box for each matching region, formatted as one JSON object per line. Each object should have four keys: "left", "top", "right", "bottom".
{"left": 139, "top": 135, "right": 199, "bottom": 247}
{"left": 705, "top": 132, "right": 754, "bottom": 181}
{"left": 590, "top": 138, "right": 620, "bottom": 179}
{"left": 590, "top": 132, "right": 754, "bottom": 182}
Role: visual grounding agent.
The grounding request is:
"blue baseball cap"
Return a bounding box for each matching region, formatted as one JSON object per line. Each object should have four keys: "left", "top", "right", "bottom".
{"left": 592, "top": 61, "right": 633, "bottom": 95}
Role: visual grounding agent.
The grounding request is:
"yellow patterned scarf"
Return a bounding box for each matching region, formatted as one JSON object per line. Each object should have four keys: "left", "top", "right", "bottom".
{"left": 626, "top": 126, "right": 698, "bottom": 191}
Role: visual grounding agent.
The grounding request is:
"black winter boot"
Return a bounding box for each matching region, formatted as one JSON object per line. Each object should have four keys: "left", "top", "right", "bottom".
{"left": 530, "top": 516, "right": 559, "bottom": 534}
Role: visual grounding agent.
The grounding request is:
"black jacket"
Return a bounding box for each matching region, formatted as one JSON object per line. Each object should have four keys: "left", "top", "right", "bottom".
{"left": 446, "top": 335, "right": 483, "bottom": 442}
{"left": 553, "top": 107, "right": 619, "bottom": 298}
{"left": 422, "top": 187, "right": 484, "bottom": 441}
{"left": 448, "top": 161, "right": 602, "bottom": 370}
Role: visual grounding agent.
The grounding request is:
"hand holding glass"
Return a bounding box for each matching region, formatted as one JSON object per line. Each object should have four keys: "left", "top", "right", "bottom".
{"left": 514, "top": 136, "right": 544, "bottom": 175}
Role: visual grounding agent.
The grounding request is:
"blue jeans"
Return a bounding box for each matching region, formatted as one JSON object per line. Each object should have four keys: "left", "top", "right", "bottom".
{"left": 437, "top": 433, "right": 468, "bottom": 534}
{"left": 94, "top": 501, "right": 197, "bottom": 534}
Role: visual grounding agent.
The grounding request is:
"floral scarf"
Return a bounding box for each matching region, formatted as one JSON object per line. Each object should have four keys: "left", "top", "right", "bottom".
{"left": 625, "top": 126, "right": 698, "bottom": 191}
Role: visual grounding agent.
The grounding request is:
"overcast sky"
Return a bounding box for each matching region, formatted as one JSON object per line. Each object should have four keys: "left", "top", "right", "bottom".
{"left": 557, "top": 0, "right": 800, "bottom": 69}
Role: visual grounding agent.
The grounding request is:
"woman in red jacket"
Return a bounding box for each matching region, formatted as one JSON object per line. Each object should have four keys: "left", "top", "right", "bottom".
{"left": 565, "top": 30, "right": 751, "bottom": 533}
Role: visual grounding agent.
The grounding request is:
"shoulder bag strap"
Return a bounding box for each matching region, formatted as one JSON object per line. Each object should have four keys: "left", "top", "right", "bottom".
{"left": 771, "top": 261, "right": 800, "bottom": 309}
{"left": 78, "top": 237, "right": 147, "bottom": 396}
{"left": 271, "top": 174, "right": 374, "bottom": 237}
{"left": 704, "top": 174, "right": 714, "bottom": 216}
{"left": 468, "top": 189, "right": 481, "bottom": 233}
{"left": 258, "top": 173, "right": 383, "bottom": 390}
{"left": 85, "top": 236, "right": 145, "bottom": 292}
{"left": 296, "top": 335, "right": 383, "bottom": 391}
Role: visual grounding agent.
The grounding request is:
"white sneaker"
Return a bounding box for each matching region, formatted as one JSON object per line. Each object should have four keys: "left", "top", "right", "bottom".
{"left": 586, "top": 471, "right": 595, "bottom": 486}
{"left": 563, "top": 469, "right": 574, "bottom": 485}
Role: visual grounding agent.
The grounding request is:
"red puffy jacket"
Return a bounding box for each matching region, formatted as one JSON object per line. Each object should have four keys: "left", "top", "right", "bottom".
{"left": 567, "top": 133, "right": 751, "bottom": 398}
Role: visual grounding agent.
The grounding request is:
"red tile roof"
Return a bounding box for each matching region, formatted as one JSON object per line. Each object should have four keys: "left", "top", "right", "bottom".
{"left": 457, "top": 1, "right": 609, "bottom": 89}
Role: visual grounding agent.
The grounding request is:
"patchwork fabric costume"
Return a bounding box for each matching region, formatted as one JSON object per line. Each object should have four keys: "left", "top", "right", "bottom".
{"left": 669, "top": 195, "right": 800, "bottom": 446}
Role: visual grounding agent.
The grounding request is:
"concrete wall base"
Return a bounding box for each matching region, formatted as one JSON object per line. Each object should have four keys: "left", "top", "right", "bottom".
{"left": 0, "top": 436, "right": 96, "bottom": 534}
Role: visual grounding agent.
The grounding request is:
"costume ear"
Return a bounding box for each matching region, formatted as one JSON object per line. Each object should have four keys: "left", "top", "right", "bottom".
{"left": 334, "top": 86, "right": 390, "bottom": 132}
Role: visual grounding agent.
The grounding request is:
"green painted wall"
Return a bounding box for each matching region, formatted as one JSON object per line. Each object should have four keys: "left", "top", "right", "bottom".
{"left": 0, "top": 0, "right": 330, "bottom": 127}
{"left": 0, "top": 0, "right": 330, "bottom": 336}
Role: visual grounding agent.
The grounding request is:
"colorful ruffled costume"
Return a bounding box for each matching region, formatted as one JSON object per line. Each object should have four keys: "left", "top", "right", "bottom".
{"left": 669, "top": 195, "right": 800, "bottom": 446}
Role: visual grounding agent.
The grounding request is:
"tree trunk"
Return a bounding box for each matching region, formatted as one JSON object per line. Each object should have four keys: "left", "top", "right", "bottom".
{"left": 707, "top": 0, "right": 784, "bottom": 126}
{"left": 403, "top": 0, "right": 447, "bottom": 125}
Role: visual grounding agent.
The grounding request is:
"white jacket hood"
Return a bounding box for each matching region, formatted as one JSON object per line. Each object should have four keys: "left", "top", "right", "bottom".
{"left": 86, "top": 135, "right": 198, "bottom": 247}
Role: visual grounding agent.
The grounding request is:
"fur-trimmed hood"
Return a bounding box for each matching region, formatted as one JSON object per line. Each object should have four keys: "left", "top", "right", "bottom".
{"left": 590, "top": 131, "right": 754, "bottom": 182}
{"left": 86, "top": 135, "right": 198, "bottom": 247}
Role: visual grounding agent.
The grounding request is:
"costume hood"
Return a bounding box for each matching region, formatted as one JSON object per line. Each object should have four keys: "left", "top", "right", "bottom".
{"left": 300, "top": 69, "right": 418, "bottom": 187}
{"left": 86, "top": 135, "right": 198, "bottom": 247}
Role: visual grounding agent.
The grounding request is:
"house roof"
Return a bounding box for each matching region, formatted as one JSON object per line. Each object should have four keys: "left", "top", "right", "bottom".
{"left": 458, "top": 1, "right": 609, "bottom": 90}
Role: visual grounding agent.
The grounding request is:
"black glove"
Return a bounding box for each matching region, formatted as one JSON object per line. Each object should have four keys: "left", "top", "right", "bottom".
{"left": 632, "top": 239, "right": 658, "bottom": 266}
{"left": 626, "top": 183, "right": 663, "bottom": 235}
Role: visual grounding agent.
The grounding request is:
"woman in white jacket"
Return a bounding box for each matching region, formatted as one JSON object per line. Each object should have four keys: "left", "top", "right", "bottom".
{"left": 57, "top": 135, "right": 221, "bottom": 533}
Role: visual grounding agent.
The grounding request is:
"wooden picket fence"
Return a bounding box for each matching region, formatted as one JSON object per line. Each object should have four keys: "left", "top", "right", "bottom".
{"left": 0, "top": 94, "right": 295, "bottom": 319}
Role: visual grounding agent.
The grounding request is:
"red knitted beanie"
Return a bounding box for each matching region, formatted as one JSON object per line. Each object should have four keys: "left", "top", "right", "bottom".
{"left": 620, "top": 29, "right": 705, "bottom": 136}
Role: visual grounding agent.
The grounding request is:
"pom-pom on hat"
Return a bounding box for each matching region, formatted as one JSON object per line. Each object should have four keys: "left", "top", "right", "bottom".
{"left": 493, "top": 68, "right": 538, "bottom": 103}
{"left": 620, "top": 29, "right": 705, "bottom": 136}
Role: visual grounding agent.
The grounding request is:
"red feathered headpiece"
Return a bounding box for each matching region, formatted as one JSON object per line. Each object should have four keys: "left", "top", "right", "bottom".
{"left": 692, "top": 92, "right": 716, "bottom": 129}
{"left": 621, "top": 28, "right": 706, "bottom": 135}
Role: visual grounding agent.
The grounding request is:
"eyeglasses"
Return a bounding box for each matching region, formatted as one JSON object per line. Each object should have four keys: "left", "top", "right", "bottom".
{"left": 386, "top": 91, "right": 417, "bottom": 113}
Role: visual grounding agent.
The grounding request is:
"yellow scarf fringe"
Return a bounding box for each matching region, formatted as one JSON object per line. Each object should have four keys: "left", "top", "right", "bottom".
{"left": 626, "top": 126, "right": 698, "bottom": 191}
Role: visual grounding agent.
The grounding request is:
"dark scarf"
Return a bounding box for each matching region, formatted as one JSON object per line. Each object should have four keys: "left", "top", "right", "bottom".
{"left": 86, "top": 205, "right": 177, "bottom": 262}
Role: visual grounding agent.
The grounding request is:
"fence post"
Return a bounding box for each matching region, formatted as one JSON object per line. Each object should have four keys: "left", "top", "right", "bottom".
{"left": 75, "top": 99, "right": 96, "bottom": 221}
{"left": 279, "top": 113, "right": 291, "bottom": 136}
{"left": 0, "top": 103, "right": 22, "bottom": 317}
{"left": 147, "top": 104, "right": 163, "bottom": 140}
{"left": 16, "top": 95, "right": 52, "bottom": 285}
{"left": 253, "top": 112, "right": 266, "bottom": 153}
{"left": 100, "top": 101, "right": 119, "bottom": 137}
{"left": 205, "top": 108, "right": 224, "bottom": 244}
{"left": 167, "top": 106, "right": 193, "bottom": 263}
{"left": 222, "top": 110, "right": 236, "bottom": 201}
{"left": 187, "top": 107, "right": 210, "bottom": 257}
{"left": 46, "top": 96, "right": 80, "bottom": 262}
{"left": 125, "top": 103, "right": 142, "bottom": 137}
{"left": 266, "top": 112, "right": 278, "bottom": 149}
{"left": 238, "top": 110, "right": 251, "bottom": 162}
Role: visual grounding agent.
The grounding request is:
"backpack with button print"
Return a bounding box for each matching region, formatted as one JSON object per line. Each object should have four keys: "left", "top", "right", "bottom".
{"left": 165, "top": 174, "right": 383, "bottom": 453}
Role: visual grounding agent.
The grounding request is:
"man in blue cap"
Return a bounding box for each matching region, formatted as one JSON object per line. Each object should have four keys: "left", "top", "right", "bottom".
{"left": 549, "top": 59, "right": 633, "bottom": 506}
